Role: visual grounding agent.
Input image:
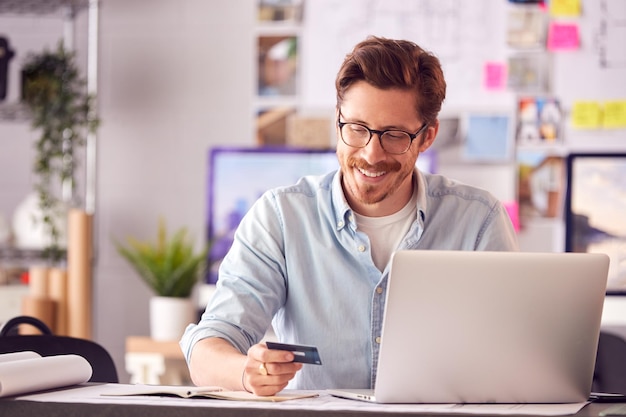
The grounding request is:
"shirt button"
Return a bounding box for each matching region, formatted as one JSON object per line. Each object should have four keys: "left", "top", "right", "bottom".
{"left": 348, "top": 215, "right": 354, "bottom": 222}
{"left": 337, "top": 221, "right": 344, "bottom": 228}
{"left": 375, "top": 336, "right": 381, "bottom": 344}
{"left": 376, "top": 287, "right": 383, "bottom": 294}
{"left": 358, "top": 245, "right": 366, "bottom": 252}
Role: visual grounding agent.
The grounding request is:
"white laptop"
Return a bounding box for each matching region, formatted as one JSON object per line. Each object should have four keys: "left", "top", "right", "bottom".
{"left": 329, "top": 250, "right": 610, "bottom": 404}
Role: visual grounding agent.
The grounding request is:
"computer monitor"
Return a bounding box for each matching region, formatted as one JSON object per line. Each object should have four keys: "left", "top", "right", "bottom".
{"left": 206, "top": 146, "right": 437, "bottom": 283}
{"left": 564, "top": 152, "right": 626, "bottom": 294}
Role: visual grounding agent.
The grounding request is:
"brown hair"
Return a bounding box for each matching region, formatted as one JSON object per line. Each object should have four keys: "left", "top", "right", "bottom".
{"left": 335, "top": 36, "right": 446, "bottom": 125}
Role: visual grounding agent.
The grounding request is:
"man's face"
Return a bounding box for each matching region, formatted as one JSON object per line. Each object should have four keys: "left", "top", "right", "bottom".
{"left": 336, "top": 81, "right": 435, "bottom": 217}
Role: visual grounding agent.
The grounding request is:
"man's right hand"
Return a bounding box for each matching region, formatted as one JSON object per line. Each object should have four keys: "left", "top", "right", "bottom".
{"left": 242, "top": 342, "right": 303, "bottom": 396}
{"left": 188, "top": 338, "right": 302, "bottom": 396}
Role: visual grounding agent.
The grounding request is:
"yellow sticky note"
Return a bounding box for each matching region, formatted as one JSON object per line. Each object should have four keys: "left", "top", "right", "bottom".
{"left": 603, "top": 101, "right": 626, "bottom": 128}
{"left": 571, "top": 101, "right": 602, "bottom": 129}
{"left": 550, "top": 0, "right": 581, "bottom": 17}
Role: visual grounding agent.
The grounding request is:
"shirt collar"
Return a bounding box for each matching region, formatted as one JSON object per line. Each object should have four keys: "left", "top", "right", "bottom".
{"left": 331, "top": 168, "right": 427, "bottom": 231}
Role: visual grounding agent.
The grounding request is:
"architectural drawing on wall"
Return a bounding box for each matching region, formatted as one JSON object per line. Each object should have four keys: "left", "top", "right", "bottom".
{"left": 301, "top": 0, "right": 511, "bottom": 110}
{"left": 594, "top": 0, "right": 626, "bottom": 69}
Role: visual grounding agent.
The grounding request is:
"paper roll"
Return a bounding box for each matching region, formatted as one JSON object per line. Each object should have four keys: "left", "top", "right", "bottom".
{"left": 48, "top": 267, "right": 68, "bottom": 336}
{"left": 28, "top": 266, "right": 49, "bottom": 298}
{"left": 0, "top": 354, "right": 92, "bottom": 398}
{"left": 67, "top": 209, "right": 93, "bottom": 339}
{"left": 20, "top": 296, "right": 56, "bottom": 335}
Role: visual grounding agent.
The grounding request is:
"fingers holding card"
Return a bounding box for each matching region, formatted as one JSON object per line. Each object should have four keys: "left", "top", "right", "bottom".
{"left": 266, "top": 342, "right": 322, "bottom": 365}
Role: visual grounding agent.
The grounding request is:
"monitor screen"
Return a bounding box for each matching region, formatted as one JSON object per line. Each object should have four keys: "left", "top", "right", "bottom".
{"left": 564, "top": 153, "right": 626, "bottom": 294}
{"left": 206, "top": 146, "right": 437, "bottom": 283}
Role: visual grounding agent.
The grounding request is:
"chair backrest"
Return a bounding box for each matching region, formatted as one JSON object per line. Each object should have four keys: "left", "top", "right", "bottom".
{"left": 593, "top": 331, "right": 626, "bottom": 395}
{"left": 0, "top": 315, "right": 118, "bottom": 383}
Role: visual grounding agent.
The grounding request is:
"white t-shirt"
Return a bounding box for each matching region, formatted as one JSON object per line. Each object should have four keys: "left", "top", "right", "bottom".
{"left": 353, "top": 190, "right": 418, "bottom": 271}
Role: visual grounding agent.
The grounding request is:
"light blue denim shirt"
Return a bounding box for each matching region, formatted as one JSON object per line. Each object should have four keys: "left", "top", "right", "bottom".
{"left": 180, "top": 169, "right": 519, "bottom": 390}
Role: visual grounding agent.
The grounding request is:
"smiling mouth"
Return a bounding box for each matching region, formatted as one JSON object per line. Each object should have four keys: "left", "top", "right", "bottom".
{"left": 357, "top": 167, "right": 386, "bottom": 178}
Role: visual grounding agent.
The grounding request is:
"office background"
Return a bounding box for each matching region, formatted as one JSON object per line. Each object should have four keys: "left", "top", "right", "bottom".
{"left": 0, "top": 0, "right": 625, "bottom": 383}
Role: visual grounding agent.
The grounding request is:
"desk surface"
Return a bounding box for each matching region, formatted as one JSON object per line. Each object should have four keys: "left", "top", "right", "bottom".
{"left": 0, "top": 399, "right": 619, "bottom": 417}
{"left": 0, "top": 382, "right": 622, "bottom": 417}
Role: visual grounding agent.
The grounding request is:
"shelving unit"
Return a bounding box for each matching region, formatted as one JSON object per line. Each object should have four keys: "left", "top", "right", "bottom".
{"left": 0, "top": 0, "right": 98, "bottom": 272}
{"left": 253, "top": 1, "right": 302, "bottom": 146}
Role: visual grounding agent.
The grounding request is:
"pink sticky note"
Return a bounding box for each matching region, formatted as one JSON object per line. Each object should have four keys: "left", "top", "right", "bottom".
{"left": 503, "top": 201, "right": 520, "bottom": 233}
{"left": 484, "top": 62, "right": 506, "bottom": 91}
{"left": 547, "top": 22, "right": 580, "bottom": 51}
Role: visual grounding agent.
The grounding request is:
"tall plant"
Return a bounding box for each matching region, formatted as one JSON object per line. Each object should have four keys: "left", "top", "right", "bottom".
{"left": 21, "top": 42, "right": 99, "bottom": 260}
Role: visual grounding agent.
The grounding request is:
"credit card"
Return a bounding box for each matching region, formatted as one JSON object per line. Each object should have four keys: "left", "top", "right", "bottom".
{"left": 266, "top": 341, "right": 322, "bottom": 365}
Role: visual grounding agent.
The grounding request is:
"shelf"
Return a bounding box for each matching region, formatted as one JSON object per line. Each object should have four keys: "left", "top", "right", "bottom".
{"left": 0, "top": 0, "right": 88, "bottom": 16}
{"left": 255, "top": 23, "right": 301, "bottom": 36}
{"left": 0, "top": 247, "right": 67, "bottom": 269}
{"left": 0, "top": 103, "right": 31, "bottom": 123}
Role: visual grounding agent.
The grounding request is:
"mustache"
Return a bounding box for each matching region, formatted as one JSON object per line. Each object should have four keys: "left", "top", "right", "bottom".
{"left": 347, "top": 156, "right": 401, "bottom": 173}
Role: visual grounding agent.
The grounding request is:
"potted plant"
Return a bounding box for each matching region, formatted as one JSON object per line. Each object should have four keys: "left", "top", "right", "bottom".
{"left": 115, "top": 219, "right": 207, "bottom": 341}
{"left": 19, "top": 42, "right": 99, "bottom": 261}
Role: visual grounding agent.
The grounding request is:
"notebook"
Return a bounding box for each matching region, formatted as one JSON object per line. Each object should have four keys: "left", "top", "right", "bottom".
{"left": 329, "top": 250, "right": 610, "bottom": 404}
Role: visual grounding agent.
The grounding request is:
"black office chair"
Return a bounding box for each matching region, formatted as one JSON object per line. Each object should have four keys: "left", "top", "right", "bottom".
{"left": 593, "top": 331, "right": 626, "bottom": 395}
{"left": 0, "top": 315, "right": 119, "bottom": 383}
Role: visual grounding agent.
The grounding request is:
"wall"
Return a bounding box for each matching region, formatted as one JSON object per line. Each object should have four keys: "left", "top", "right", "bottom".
{"left": 92, "top": 0, "right": 254, "bottom": 381}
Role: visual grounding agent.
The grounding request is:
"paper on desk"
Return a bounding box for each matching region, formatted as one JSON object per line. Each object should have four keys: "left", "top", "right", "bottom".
{"left": 17, "top": 383, "right": 588, "bottom": 415}
{"left": 103, "top": 384, "right": 318, "bottom": 402}
{"left": 0, "top": 353, "right": 92, "bottom": 398}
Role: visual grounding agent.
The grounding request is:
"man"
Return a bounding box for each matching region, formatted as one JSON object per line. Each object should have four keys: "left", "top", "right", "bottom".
{"left": 180, "top": 36, "right": 519, "bottom": 396}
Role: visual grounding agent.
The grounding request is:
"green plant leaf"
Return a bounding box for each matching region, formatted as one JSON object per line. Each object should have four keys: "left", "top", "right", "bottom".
{"left": 114, "top": 219, "right": 208, "bottom": 298}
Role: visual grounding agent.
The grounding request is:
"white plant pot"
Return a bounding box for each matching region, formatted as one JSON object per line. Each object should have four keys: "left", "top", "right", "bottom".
{"left": 12, "top": 191, "right": 68, "bottom": 249}
{"left": 149, "top": 296, "right": 195, "bottom": 341}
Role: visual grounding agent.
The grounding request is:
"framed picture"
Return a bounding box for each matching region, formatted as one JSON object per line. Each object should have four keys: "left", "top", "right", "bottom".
{"left": 257, "top": 36, "right": 298, "bottom": 97}
{"left": 516, "top": 96, "right": 563, "bottom": 145}
{"left": 257, "top": 0, "right": 303, "bottom": 23}
{"left": 507, "top": 53, "right": 549, "bottom": 93}
{"left": 564, "top": 153, "right": 626, "bottom": 294}
{"left": 517, "top": 150, "right": 565, "bottom": 221}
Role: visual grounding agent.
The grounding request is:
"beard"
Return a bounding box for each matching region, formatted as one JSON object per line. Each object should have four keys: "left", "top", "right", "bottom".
{"left": 343, "top": 155, "right": 412, "bottom": 206}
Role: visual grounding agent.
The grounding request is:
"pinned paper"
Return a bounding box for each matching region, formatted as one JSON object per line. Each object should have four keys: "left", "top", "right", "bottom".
{"left": 464, "top": 115, "right": 512, "bottom": 161}
{"left": 603, "top": 101, "right": 626, "bottom": 129}
{"left": 503, "top": 201, "right": 520, "bottom": 233}
{"left": 484, "top": 62, "right": 507, "bottom": 91}
{"left": 547, "top": 22, "right": 580, "bottom": 51}
{"left": 550, "top": 0, "right": 581, "bottom": 17}
{"left": 571, "top": 101, "right": 602, "bottom": 129}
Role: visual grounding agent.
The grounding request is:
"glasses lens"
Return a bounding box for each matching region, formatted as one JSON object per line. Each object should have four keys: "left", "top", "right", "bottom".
{"left": 341, "top": 123, "right": 370, "bottom": 147}
{"left": 381, "top": 131, "right": 411, "bottom": 154}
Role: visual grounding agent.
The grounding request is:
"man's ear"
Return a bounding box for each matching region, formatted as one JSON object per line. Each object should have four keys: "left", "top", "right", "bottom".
{"left": 418, "top": 119, "right": 439, "bottom": 152}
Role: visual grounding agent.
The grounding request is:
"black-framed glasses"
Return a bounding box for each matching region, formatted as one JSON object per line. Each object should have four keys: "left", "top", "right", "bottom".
{"left": 337, "top": 112, "right": 429, "bottom": 155}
